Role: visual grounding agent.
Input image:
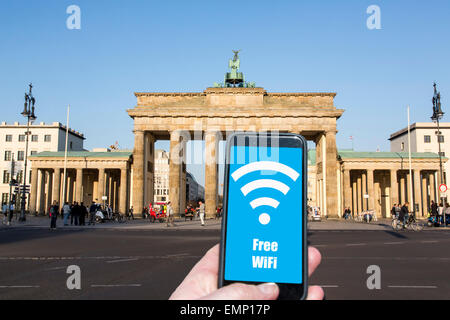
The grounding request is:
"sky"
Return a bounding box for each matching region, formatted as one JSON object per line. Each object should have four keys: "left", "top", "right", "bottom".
{"left": 1, "top": 0, "right": 450, "bottom": 187}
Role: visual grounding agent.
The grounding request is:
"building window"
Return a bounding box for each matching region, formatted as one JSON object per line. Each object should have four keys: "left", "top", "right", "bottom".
{"left": 30, "top": 151, "right": 37, "bottom": 156}
{"left": 44, "top": 135, "right": 51, "bottom": 142}
{"left": 2, "top": 193, "right": 9, "bottom": 204}
{"left": 31, "top": 135, "right": 38, "bottom": 142}
{"left": 70, "top": 141, "right": 73, "bottom": 150}
{"left": 439, "top": 152, "right": 446, "bottom": 157}
{"left": 17, "top": 151, "right": 25, "bottom": 161}
{"left": 438, "top": 135, "right": 445, "bottom": 143}
{"left": 19, "top": 135, "right": 25, "bottom": 142}
{"left": 424, "top": 135, "right": 431, "bottom": 143}
{"left": 5, "top": 135, "right": 12, "bottom": 142}
{"left": 16, "top": 170, "right": 23, "bottom": 184}
{"left": 3, "top": 171, "right": 10, "bottom": 184}
{"left": 4, "top": 151, "right": 11, "bottom": 161}
{"left": 401, "top": 142, "right": 405, "bottom": 151}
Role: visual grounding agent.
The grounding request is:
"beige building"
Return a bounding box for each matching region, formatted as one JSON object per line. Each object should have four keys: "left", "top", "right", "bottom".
{"left": 308, "top": 150, "right": 446, "bottom": 218}
{"left": 390, "top": 122, "right": 450, "bottom": 184}
{"left": 28, "top": 151, "right": 132, "bottom": 215}
{"left": 154, "top": 149, "right": 170, "bottom": 203}
{"left": 1, "top": 121, "right": 84, "bottom": 206}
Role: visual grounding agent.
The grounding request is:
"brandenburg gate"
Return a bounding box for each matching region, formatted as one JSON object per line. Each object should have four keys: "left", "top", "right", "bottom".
{"left": 127, "top": 53, "right": 344, "bottom": 218}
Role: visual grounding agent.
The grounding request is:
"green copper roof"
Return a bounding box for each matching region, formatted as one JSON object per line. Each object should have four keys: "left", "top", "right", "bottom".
{"left": 338, "top": 151, "right": 444, "bottom": 160}
{"left": 307, "top": 150, "right": 444, "bottom": 165}
{"left": 30, "top": 151, "right": 132, "bottom": 158}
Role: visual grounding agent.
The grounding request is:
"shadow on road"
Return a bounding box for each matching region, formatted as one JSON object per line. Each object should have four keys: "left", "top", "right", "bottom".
{"left": 383, "top": 230, "right": 409, "bottom": 239}
{"left": 0, "top": 228, "right": 90, "bottom": 246}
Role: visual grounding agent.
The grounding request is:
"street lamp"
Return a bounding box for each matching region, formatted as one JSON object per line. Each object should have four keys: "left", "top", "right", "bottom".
{"left": 431, "top": 82, "right": 446, "bottom": 226}
{"left": 19, "top": 83, "right": 37, "bottom": 222}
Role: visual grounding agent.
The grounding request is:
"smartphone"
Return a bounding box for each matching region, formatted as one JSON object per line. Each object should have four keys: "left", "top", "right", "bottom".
{"left": 219, "top": 132, "right": 308, "bottom": 300}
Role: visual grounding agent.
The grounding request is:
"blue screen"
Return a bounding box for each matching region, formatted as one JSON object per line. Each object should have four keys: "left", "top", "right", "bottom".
{"left": 224, "top": 146, "right": 303, "bottom": 284}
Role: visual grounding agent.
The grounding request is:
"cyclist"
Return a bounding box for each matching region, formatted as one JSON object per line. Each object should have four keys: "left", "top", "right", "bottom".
{"left": 399, "top": 202, "right": 409, "bottom": 226}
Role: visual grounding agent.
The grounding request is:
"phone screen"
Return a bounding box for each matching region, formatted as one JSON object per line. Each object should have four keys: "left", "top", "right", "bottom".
{"left": 220, "top": 134, "right": 307, "bottom": 299}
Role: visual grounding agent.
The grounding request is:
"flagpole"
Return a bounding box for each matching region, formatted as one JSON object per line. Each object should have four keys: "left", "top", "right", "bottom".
{"left": 407, "top": 106, "right": 414, "bottom": 214}
{"left": 62, "top": 105, "right": 70, "bottom": 206}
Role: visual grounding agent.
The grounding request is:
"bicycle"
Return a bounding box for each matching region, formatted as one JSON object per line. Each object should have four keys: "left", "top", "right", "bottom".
{"left": 394, "top": 214, "right": 423, "bottom": 232}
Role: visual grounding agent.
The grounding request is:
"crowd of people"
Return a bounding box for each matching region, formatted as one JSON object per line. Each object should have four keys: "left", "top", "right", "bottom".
{"left": 47, "top": 201, "right": 127, "bottom": 230}
{"left": 140, "top": 200, "right": 222, "bottom": 228}
{"left": 2, "top": 199, "right": 223, "bottom": 229}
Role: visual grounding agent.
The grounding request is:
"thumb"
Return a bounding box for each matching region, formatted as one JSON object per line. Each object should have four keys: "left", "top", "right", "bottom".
{"left": 202, "top": 283, "right": 279, "bottom": 300}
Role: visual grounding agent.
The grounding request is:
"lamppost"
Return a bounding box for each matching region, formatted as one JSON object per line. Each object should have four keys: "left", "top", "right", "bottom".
{"left": 431, "top": 82, "right": 445, "bottom": 225}
{"left": 19, "top": 83, "right": 36, "bottom": 222}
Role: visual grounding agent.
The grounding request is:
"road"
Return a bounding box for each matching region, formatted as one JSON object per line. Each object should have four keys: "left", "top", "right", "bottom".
{"left": 0, "top": 227, "right": 449, "bottom": 300}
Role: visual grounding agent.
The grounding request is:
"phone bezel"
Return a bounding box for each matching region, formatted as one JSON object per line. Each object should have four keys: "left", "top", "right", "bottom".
{"left": 218, "top": 132, "right": 308, "bottom": 300}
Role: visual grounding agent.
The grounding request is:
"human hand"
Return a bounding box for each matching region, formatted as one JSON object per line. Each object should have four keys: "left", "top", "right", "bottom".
{"left": 170, "top": 244, "right": 324, "bottom": 300}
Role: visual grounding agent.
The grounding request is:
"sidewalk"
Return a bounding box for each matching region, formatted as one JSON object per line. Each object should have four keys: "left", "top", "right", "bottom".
{"left": 1, "top": 215, "right": 449, "bottom": 231}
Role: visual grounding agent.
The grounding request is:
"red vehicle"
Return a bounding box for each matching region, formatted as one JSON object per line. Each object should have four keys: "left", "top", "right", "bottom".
{"left": 149, "top": 203, "right": 166, "bottom": 223}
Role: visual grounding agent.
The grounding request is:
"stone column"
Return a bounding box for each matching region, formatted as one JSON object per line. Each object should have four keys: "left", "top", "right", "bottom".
{"left": 38, "top": 169, "right": 46, "bottom": 214}
{"left": 169, "top": 130, "right": 182, "bottom": 216}
{"left": 400, "top": 174, "right": 406, "bottom": 205}
{"left": 132, "top": 130, "right": 145, "bottom": 214}
{"left": 145, "top": 133, "right": 156, "bottom": 208}
{"left": 325, "top": 131, "right": 338, "bottom": 218}
{"left": 367, "top": 169, "right": 375, "bottom": 211}
{"left": 98, "top": 168, "right": 105, "bottom": 204}
{"left": 343, "top": 169, "right": 352, "bottom": 212}
{"left": 205, "top": 131, "right": 220, "bottom": 218}
{"left": 422, "top": 174, "right": 428, "bottom": 216}
{"left": 390, "top": 169, "right": 399, "bottom": 208}
{"left": 374, "top": 180, "right": 381, "bottom": 217}
{"left": 29, "top": 167, "right": 39, "bottom": 214}
{"left": 413, "top": 170, "right": 422, "bottom": 216}
{"left": 52, "top": 168, "right": 61, "bottom": 206}
{"left": 357, "top": 174, "right": 362, "bottom": 214}
{"left": 45, "top": 171, "right": 53, "bottom": 215}
{"left": 430, "top": 171, "right": 436, "bottom": 203}
{"left": 76, "top": 168, "right": 83, "bottom": 204}
{"left": 119, "top": 168, "right": 128, "bottom": 214}
{"left": 352, "top": 178, "right": 357, "bottom": 215}
{"left": 362, "top": 171, "right": 367, "bottom": 211}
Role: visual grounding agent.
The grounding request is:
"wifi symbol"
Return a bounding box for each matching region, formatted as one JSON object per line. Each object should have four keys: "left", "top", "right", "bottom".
{"left": 231, "top": 161, "right": 300, "bottom": 225}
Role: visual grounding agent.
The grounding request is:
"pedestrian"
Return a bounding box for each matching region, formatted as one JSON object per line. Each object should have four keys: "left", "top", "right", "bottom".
{"left": 129, "top": 206, "right": 134, "bottom": 220}
{"left": 445, "top": 203, "right": 450, "bottom": 226}
{"left": 166, "top": 201, "right": 175, "bottom": 227}
{"left": 399, "top": 202, "right": 409, "bottom": 225}
{"left": 142, "top": 206, "right": 147, "bottom": 219}
{"left": 198, "top": 200, "right": 205, "bottom": 226}
{"left": 7, "top": 202, "right": 14, "bottom": 225}
{"left": 80, "top": 202, "right": 87, "bottom": 226}
{"left": 89, "top": 202, "right": 97, "bottom": 225}
{"left": 72, "top": 202, "right": 81, "bottom": 226}
{"left": 49, "top": 201, "right": 59, "bottom": 230}
{"left": 391, "top": 204, "right": 397, "bottom": 218}
{"left": 107, "top": 205, "right": 113, "bottom": 220}
{"left": 62, "top": 202, "right": 71, "bottom": 226}
{"left": 2, "top": 202, "right": 7, "bottom": 225}
{"left": 430, "top": 200, "right": 438, "bottom": 217}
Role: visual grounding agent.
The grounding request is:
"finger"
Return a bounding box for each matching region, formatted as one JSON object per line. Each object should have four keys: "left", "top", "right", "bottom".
{"left": 306, "top": 285, "right": 324, "bottom": 300}
{"left": 308, "top": 246, "right": 322, "bottom": 277}
{"left": 202, "top": 282, "right": 279, "bottom": 301}
{"left": 169, "top": 244, "right": 220, "bottom": 300}
{"left": 189, "top": 244, "right": 220, "bottom": 275}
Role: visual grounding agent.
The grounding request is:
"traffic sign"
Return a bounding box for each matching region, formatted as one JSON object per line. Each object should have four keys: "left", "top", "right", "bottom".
{"left": 14, "top": 185, "right": 30, "bottom": 194}
{"left": 439, "top": 184, "right": 447, "bottom": 193}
